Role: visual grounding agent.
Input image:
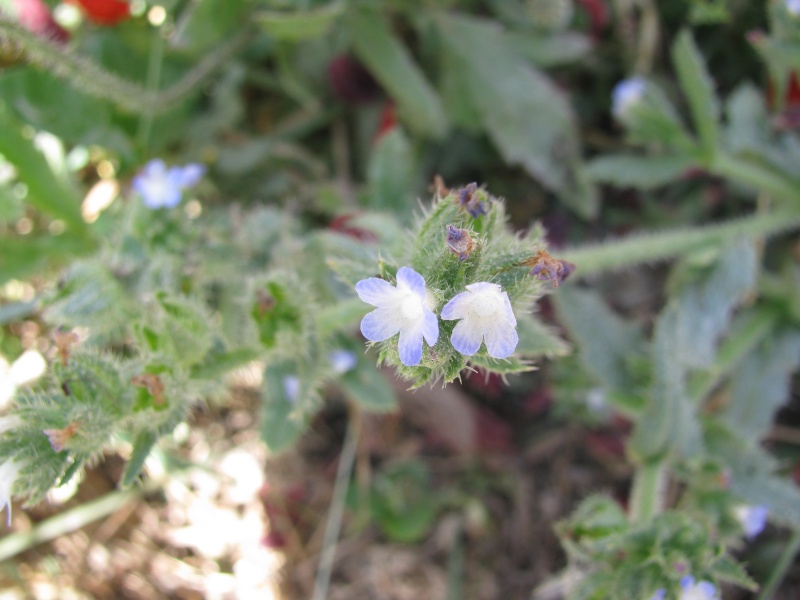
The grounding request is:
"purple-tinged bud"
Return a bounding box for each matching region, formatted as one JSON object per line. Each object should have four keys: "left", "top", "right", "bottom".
{"left": 446, "top": 225, "right": 475, "bottom": 261}
{"left": 525, "top": 250, "right": 575, "bottom": 287}
{"left": 457, "top": 183, "right": 488, "bottom": 218}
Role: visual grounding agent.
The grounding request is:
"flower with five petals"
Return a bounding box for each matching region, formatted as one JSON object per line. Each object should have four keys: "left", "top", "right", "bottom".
{"left": 441, "top": 282, "right": 518, "bottom": 359}
{"left": 355, "top": 267, "right": 439, "bottom": 367}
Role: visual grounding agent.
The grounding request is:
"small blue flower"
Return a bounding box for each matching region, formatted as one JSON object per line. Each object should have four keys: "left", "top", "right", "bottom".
{"left": 355, "top": 267, "right": 439, "bottom": 367}
{"left": 612, "top": 77, "right": 646, "bottom": 119}
{"left": 650, "top": 589, "right": 666, "bottom": 600}
{"left": 133, "top": 159, "right": 205, "bottom": 209}
{"left": 329, "top": 349, "right": 357, "bottom": 374}
{"left": 441, "top": 282, "right": 518, "bottom": 359}
{"left": 679, "top": 576, "right": 719, "bottom": 600}
{"left": 788, "top": 0, "right": 800, "bottom": 15}
{"left": 283, "top": 375, "right": 300, "bottom": 404}
{"left": 734, "top": 504, "right": 768, "bottom": 539}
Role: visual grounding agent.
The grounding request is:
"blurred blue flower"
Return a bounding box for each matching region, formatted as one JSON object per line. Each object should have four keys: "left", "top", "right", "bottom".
{"left": 734, "top": 504, "right": 768, "bottom": 539}
{"left": 650, "top": 589, "right": 666, "bottom": 600}
{"left": 612, "top": 77, "right": 646, "bottom": 119}
{"left": 133, "top": 159, "right": 205, "bottom": 209}
{"left": 788, "top": 0, "right": 800, "bottom": 15}
{"left": 441, "top": 282, "right": 518, "bottom": 359}
{"left": 679, "top": 576, "right": 719, "bottom": 600}
{"left": 355, "top": 267, "right": 439, "bottom": 367}
{"left": 283, "top": 375, "right": 300, "bottom": 404}
{"left": 329, "top": 349, "right": 357, "bottom": 374}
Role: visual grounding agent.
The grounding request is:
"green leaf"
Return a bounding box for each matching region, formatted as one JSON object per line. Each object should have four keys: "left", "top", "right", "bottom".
{"left": 515, "top": 315, "right": 570, "bottom": 358}
{"left": 585, "top": 154, "right": 695, "bottom": 189}
{"left": 260, "top": 363, "right": 308, "bottom": 453}
{"left": 553, "top": 287, "right": 643, "bottom": 393}
{"left": 348, "top": 7, "right": 447, "bottom": 139}
{"left": 173, "top": 0, "right": 251, "bottom": 53}
{"left": 340, "top": 365, "right": 396, "bottom": 412}
{"left": 709, "top": 555, "right": 758, "bottom": 591}
{"left": 120, "top": 430, "right": 158, "bottom": 489}
{"left": 256, "top": 1, "right": 344, "bottom": 41}
{"left": 506, "top": 31, "right": 591, "bottom": 67}
{"left": 435, "top": 13, "right": 594, "bottom": 217}
{"left": 671, "top": 29, "right": 720, "bottom": 159}
{"left": 370, "top": 461, "right": 439, "bottom": 543}
{"left": 722, "top": 329, "right": 800, "bottom": 440}
{"left": 190, "top": 347, "right": 264, "bottom": 381}
{"left": 0, "top": 235, "right": 94, "bottom": 286}
{"left": 366, "top": 128, "right": 415, "bottom": 216}
{"left": 0, "top": 104, "right": 91, "bottom": 237}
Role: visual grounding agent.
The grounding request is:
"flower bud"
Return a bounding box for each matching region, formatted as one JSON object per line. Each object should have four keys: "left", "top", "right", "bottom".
{"left": 445, "top": 225, "right": 475, "bottom": 261}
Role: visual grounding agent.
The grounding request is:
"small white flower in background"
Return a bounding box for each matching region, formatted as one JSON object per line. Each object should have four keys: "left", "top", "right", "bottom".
{"left": 355, "top": 267, "right": 439, "bottom": 367}
{"left": 612, "top": 77, "right": 646, "bottom": 119}
{"left": 787, "top": 0, "right": 800, "bottom": 15}
{"left": 329, "top": 350, "right": 357, "bottom": 374}
{"left": 678, "top": 576, "right": 719, "bottom": 600}
{"left": 283, "top": 376, "right": 300, "bottom": 404}
{"left": 734, "top": 504, "right": 768, "bottom": 539}
{"left": 441, "top": 282, "right": 518, "bottom": 359}
{"left": 133, "top": 159, "right": 205, "bottom": 209}
{"left": 0, "top": 350, "right": 47, "bottom": 409}
{"left": 0, "top": 459, "right": 21, "bottom": 526}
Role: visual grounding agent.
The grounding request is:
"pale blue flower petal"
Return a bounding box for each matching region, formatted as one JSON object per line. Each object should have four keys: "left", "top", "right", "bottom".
{"left": 680, "top": 576, "right": 695, "bottom": 590}
{"left": 485, "top": 323, "right": 519, "bottom": 359}
{"left": 396, "top": 266, "right": 426, "bottom": 298}
{"left": 450, "top": 319, "right": 483, "bottom": 356}
{"left": 441, "top": 291, "right": 472, "bottom": 320}
{"left": 329, "top": 350, "right": 357, "bottom": 374}
{"left": 398, "top": 324, "right": 424, "bottom": 366}
{"left": 696, "top": 582, "right": 718, "bottom": 598}
{"left": 500, "top": 291, "right": 517, "bottom": 326}
{"left": 740, "top": 505, "right": 768, "bottom": 538}
{"left": 421, "top": 308, "right": 439, "bottom": 346}
{"left": 283, "top": 375, "right": 300, "bottom": 404}
{"left": 650, "top": 590, "right": 665, "bottom": 600}
{"left": 178, "top": 163, "right": 206, "bottom": 188}
{"left": 465, "top": 282, "right": 499, "bottom": 294}
{"left": 361, "top": 307, "right": 402, "bottom": 341}
{"left": 355, "top": 277, "right": 398, "bottom": 307}
{"left": 788, "top": 0, "right": 800, "bottom": 15}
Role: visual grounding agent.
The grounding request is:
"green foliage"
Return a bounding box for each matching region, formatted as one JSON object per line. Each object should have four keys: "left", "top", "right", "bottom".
{"left": 369, "top": 461, "right": 439, "bottom": 543}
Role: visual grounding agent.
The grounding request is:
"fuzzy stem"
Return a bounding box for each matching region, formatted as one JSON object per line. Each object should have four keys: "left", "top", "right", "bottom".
{"left": 629, "top": 459, "right": 666, "bottom": 522}
{"left": 0, "top": 15, "right": 251, "bottom": 114}
{"left": 311, "top": 405, "right": 361, "bottom": 600}
{"left": 560, "top": 211, "right": 800, "bottom": 278}
{"left": 757, "top": 530, "right": 800, "bottom": 600}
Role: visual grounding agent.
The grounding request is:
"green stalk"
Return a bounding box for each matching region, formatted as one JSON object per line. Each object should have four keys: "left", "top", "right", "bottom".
{"left": 137, "top": 26, "right": 165, "bottom": 151}
{"left": 0, "top": 16, "right": 251, "bottom": 114}
{"left": 629, "top": 460, "right": 666, "bottom": 522}
{"left": 311, "top": 406, "right": 360, "bottom": 600}
{"left": 757, "top": 531, "right": 800, "bottom": 600}
{"left": 561, "top": 211, "right": 800, "bottom": 278}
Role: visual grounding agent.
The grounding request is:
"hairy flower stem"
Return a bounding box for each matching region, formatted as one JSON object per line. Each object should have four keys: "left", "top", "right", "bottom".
{"left": 0, "top": 15, "right": 252, "bottom": 114}
{"left": 630, "top": 459, "right": 666, "bottom": 522}
{"left": 137, "top": 27, "right": 165, "bottom": 150}
{"left": 560, "top": 210, "right": 800, "bottom": 277}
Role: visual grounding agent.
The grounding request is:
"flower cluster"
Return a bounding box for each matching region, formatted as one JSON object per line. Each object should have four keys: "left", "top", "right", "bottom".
{"left": 356, "top": 267, "right": 518, "bottom": 367}
{"left": 133, "top": 159, "right": 205, "bottom": 210}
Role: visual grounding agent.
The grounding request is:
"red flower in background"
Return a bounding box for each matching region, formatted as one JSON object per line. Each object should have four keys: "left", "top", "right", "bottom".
{"left": 68, "top": 0, "right": 130, "bottom": 26}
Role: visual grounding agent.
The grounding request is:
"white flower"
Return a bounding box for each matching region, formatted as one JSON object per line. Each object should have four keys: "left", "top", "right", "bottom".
{"left": 612, "top": 77, "right": 646, "bottom": 119}
{"left": 734, "top": 504, "right": 768, "bottom": 539}
{"left": 132, "top": 159, "right": 205, "bottom": 209}
{"left": 788, "top": 0, "right": 800, "bottom": 15}
{"left": 0, "top": 459, "right": 21, "bottom": 526}
{"left": 355, "top": 267, "right": 439, "bottom": 367}
{"left": 329, "top": 350, "right": 357, "bottom": 374}
{"left": 679, "top": 576, "right": 719, "bottom": 600}
{"left": 441, "top": 282, "right": 518, "bottom": 359}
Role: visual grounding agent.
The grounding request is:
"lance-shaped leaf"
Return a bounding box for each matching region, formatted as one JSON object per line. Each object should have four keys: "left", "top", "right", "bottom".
{"left": 348, "top": 8, "right": 447, "bottom": 139}
{"left": 435, "top": 13, "right": 595, "bottom": 217}
{"left": 586, "top": 154, "right": 695, "bottom": 189}
{"left": 672, "top": 29, "right": 720, "bottom": 160}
